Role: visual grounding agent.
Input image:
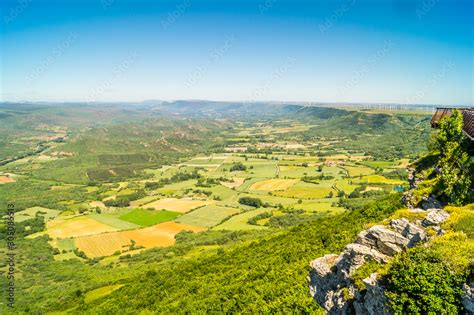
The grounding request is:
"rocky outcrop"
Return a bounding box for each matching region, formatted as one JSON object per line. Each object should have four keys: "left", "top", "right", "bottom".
{"left": 462, "top": 281, "right": 474, "bottom": 314}
{"left": 420, "top": 195, "right": 443, "bottom": 210}
{"left": 421, "top": 209, "right": 449, "bottom": 226}
{"left": 402, "top": 168, "right": 443, "bottom": 210}
{"left": 308, "top": 209, "right": 449, "bottom": 314}
{"left": 353, "top": 273, "right": 390, "bottom": 315}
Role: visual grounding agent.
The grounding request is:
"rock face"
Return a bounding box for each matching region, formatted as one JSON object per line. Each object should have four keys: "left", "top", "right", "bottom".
{"left": 353, "top": 273, "right": 390, "bottom": 315}
{"left": 421, "top": 195, "right": 443, "bottom": 210}
{"left": 422, "top": 209, "right": 449, "bottom": 226}
{"left": 308, "top": 209, "right": 449, "bottom": 314}
{"left": 462, "top": 282, "right": 474, "bottom": 314}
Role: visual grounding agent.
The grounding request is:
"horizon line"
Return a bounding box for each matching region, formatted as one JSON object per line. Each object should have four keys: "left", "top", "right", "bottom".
{"left": 1, "top": 99, "right": 473, "bottom": 108}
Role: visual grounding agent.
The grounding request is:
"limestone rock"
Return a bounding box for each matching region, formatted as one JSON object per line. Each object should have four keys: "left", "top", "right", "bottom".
{"left": 308, "top": 254, "right": 342, "bottom": 309}
{"left": 390, "top": 218, "right": 427, "bottom": 247}
{"left": 422, "top": 209, "right": 449, "bottom": 227}
{"left": 356, "top": 225, "right": 409, "bottom": 256}
{"left": 337, "top": 243, "right": 389, "bottom": 277}
{"left": 462, "top": 282, "right": 474, "bottom": 314}
{"left": 353, "top": 273, "right": 392, "bottom": 315}
{"left": 421, "top": 195, "right": 442, "bottom": 210}
{"left": 308, "top": 209, "right": 449, "bottom": 314}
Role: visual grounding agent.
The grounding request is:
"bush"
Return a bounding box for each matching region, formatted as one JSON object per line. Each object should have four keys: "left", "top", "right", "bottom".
{"left": 385, "top": 246, "right": 464, "bottom": 314}
{"left": 247, "top": 212, "right": 272, "bottom": 225}
{"left": 427, "top": 110, "right": 473, "bottom": 205}
{"left": 238, "top": 197, "right": 262, "bottom": 208}
{"left": 230, "top": 163, "right": 247, "bottom": 172}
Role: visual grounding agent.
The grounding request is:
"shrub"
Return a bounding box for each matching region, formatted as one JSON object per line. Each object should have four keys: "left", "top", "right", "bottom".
{"left": 247, "top": 212, "right": 272, "bottom": 225}
{"left": 384, "top": 246, "right": 464, "bottom": 314}
{"left": 238, "top": 197, "right": 262, "bottom": 208}
{"left": 230, "top": 163, "right": 247, "bottom": 171}
{"left": 428, "top": 110, "right": 472, "bottom": 205}
{"left": 350, "top": 259, "right": 382, "bottom": 291}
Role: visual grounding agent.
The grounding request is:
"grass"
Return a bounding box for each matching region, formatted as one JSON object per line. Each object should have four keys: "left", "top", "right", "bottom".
{"left": 129, "top": 195, "right": 160, "bottom": 207}
{"left": 35, "top": 216, "right": 119, "bottom": 239}
{"left": 292, "top": 201, "right": 345, "bottom": 214}
{"left": 119, "top": 208, "right": 182, "bottom": 227}
{"left": 142, "top": 198, "right": 215, "bottom": 213}
{"left": 360, "top": 160, "right": 398, "bottom": 169}
{"left": 443, "top": 204, "right": 474, "bottom": 237}
{"left": 14, "top": 206, "right": 61, "bottom": 222}
{"left": 342, "top": 165, "right": 375, "bottom": 177}
{"left": 53, "top": 252, "right": 83, "bottom": 261}
{"left": 176, "top": 205, "right": 240, "bottom": 227}
{"left": 206, "top": 185, "right": 239, "bottom": 200}
{"left": 84, "top": 285, "right": 124, "bottom": 303}
{"left": 357, "top": 174, "right": 404, "bottom": 185}
{"left": 213, "top": 208, "right": 272, "bottom": 231}
{"left": 279, "top": 165, "right": 319, "bottom": 178}
{"left": 89, "top": 213, "right": 140, "bottom": 230}
{"left": 321, "top": 166, "right": 346, "bottom": 179}
{"left": 334, "top": 179, "right": 359, "bottom": 194}
{"left": 155, "top": 179, "right": 199, "bottom": 195}
{"left": 214, "top": 160, "right": 278, "bottom": 178}
{"left": 53, "top": 238, "right": 76, "bottom": 252}
{"left": 249, "top": 178, "right": 298, "bottom": 191}
{"left": 275, "top": 181, "right": 336, "bottom": 199}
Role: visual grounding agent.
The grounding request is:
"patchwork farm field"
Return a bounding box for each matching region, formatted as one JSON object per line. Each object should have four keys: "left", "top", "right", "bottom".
{"left": 20, "top": 146, "right": 408, "bottom": 263}
{"left": 0, "top": 104, "right": 436, "bottom": 315}
{"left": 4, "top": 114, "right": 413, "bottom": 267}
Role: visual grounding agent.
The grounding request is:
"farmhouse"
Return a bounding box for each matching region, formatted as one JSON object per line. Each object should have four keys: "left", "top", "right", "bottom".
{"left": 431, "top": 107, "right": 474, "bottom": 140}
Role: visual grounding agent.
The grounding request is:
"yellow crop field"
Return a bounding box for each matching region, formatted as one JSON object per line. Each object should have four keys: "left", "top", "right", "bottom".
{"left": 75, "top": 232, "right": 131, "bottom": 257}
{"left": 249, "top": 179, "right": 298, "bottom": 191}
{"left": 45, "top": 217, "right": 118, "bottom": 239}
{"left": 360, "top": 174, "right": 404, "bottom": 184}
{"left": 275, "top": 186, "right": 335, "bottom": 199}
{"left": 142, "top": 198, "right": 214, "bottom": 213}
{"left": 75, "top": 221, "right": 206, "bottom": 257}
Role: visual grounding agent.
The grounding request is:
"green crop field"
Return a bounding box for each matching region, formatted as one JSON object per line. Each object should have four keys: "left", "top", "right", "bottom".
{"left": 88, "top": 213, "right": 140, "bottom": 229}
{"left": 119, "top": 208, "right": 182, "bottom": 226}
{"left": 213, "top": 208, "right": 272, "bottom": 231}
{"left": 176, "top": 205, "right": 240, "bottom": 227}
{"left": 275, "top": 181, "right": 336, "bottom": 199}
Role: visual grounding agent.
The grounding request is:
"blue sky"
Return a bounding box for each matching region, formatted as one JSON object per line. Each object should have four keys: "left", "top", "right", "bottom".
{"left": 0, "top": 0, "right": 472, "bottom": 105}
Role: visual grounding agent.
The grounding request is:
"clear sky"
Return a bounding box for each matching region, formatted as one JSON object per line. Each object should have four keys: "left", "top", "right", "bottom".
{"left": 0, "top": 0, "right": 472, "bottom": 105}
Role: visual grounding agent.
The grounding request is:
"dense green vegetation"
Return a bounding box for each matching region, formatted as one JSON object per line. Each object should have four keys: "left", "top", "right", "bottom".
{"left": 413, "top": 109, "right": 474, "bottom": 205}
{"left": 385, "top": 247, "right": 464, "bottom": 314}
{"left": 238, "top": 196, "right": 263, "bottom": 208}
